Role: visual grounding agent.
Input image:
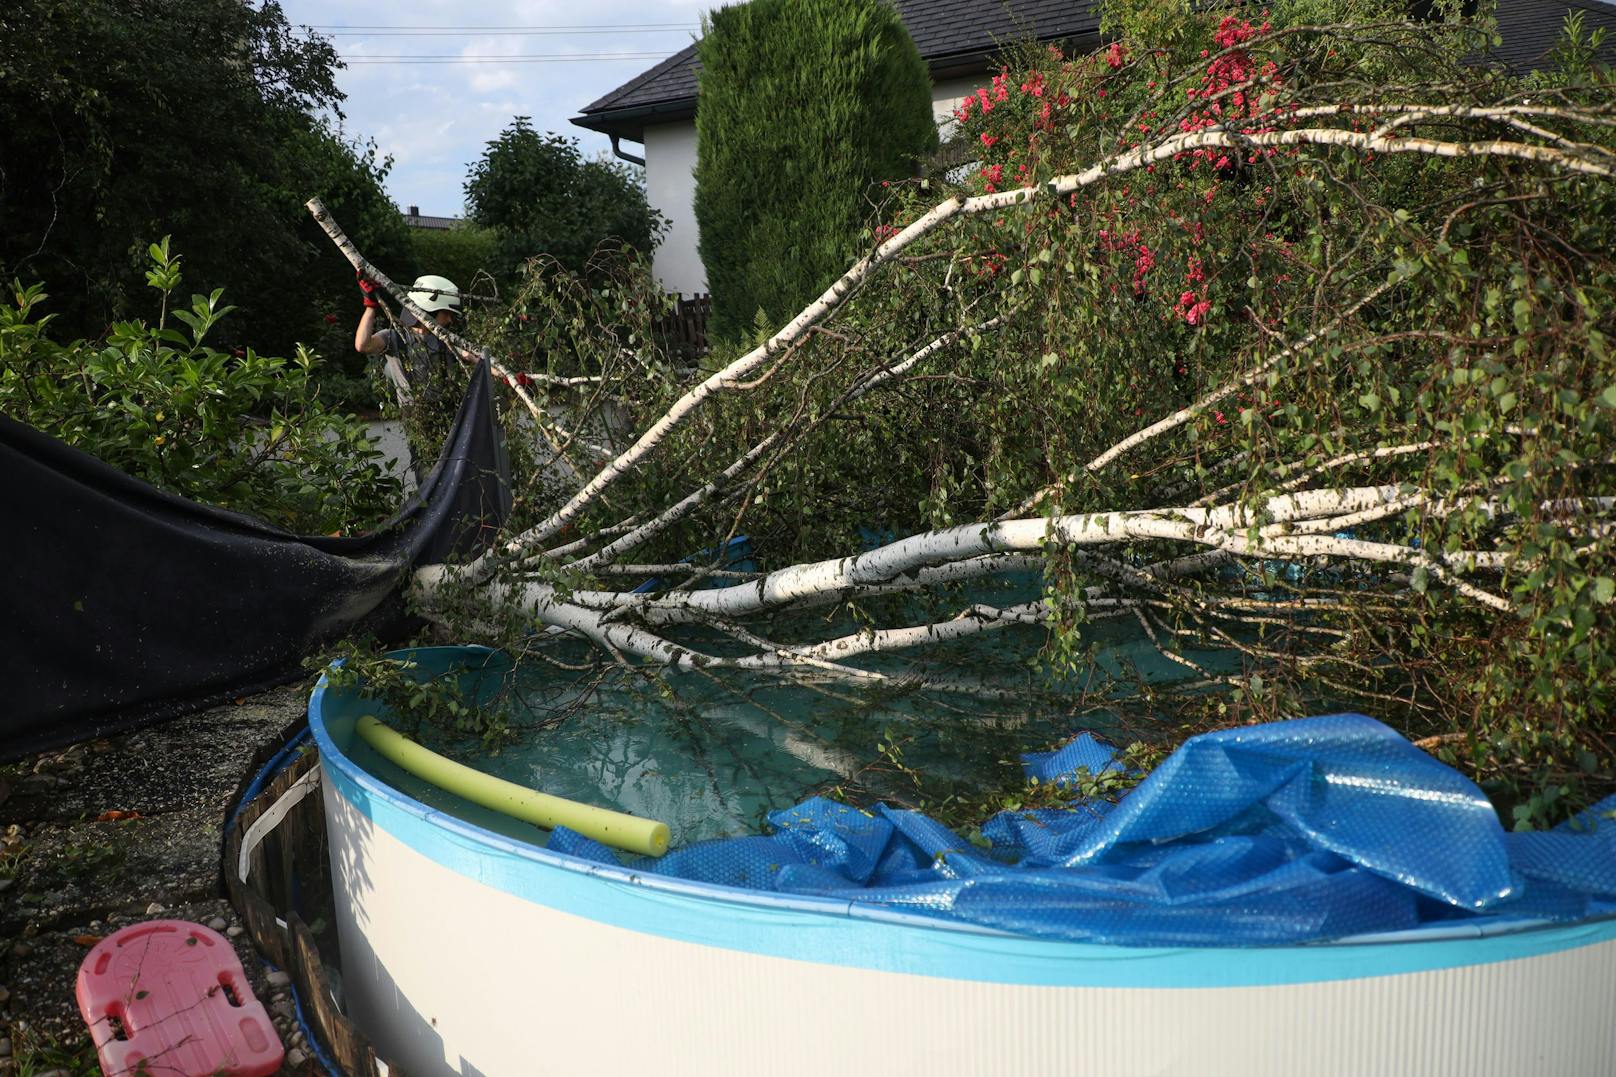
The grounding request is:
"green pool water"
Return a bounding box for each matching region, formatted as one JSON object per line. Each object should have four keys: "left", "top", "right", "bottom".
{"left": 341, "top": 585, "right": 1237, "bottom": 850}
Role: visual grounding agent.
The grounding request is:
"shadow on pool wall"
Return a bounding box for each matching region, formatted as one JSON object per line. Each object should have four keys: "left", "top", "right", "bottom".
{"left": 235, "top": 643, "right": 1616, "bottom": 1077}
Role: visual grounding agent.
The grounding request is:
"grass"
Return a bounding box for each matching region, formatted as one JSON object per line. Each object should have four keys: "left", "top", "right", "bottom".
{"left": 7, "top": 1024, "right": 100, "bottom": 1077}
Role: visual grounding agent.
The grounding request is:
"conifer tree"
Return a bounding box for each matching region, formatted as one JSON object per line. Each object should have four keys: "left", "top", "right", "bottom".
{"left": 694, "top": 0, "right": 937, "bottom": 342}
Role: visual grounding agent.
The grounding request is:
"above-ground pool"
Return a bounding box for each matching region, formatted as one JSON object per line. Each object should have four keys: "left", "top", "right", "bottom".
{"left": 310, "top": 648, "right": 1616, "bottom": 1077}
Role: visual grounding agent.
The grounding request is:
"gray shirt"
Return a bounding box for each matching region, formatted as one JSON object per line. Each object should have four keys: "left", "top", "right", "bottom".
{"left": 374, "top": 326, "right": 452, "bottom": 391}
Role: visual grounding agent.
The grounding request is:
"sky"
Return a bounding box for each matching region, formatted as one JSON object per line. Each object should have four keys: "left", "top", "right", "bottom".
{"left": 278, "top": 0, "right": 715, "bottom": 217}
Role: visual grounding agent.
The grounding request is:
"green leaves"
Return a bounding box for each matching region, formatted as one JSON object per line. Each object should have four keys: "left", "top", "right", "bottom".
{"left": 169, "top": 291, "right": 235, "bottom": 348}
{"left": 1, "top": 244, "right": 400, "bottom": 534}
{"left": 1595, "top": 577, "right": 1615, "bottom": 605}
{"left": 465, "top": 119, "right": 663, "bottom": 287}
{"left": 143, "top": 237, "right": 183, "bottom": 295}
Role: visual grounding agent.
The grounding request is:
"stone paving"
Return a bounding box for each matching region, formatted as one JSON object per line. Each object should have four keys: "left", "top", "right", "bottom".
{"left": 1, "top": 683, "right": 323, "bottom": 1075}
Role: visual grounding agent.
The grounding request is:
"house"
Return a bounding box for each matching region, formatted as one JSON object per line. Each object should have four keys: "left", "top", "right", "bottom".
{"left": 571, "top": 1, "right": 1102, "bottom": 296}
{"left": 403, "top": 205, "right": 463, "bottom": 231}
{"left": 571, "top": 0, "right": 1616, "bottom": 297}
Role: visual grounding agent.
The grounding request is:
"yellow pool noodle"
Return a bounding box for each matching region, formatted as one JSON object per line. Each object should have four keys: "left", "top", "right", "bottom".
{"left": 355, "top": 715, "right": 670, "bottom": 858}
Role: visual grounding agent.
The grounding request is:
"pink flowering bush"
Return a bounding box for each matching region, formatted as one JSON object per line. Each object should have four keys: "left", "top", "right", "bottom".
{"left": 805, "top": 3, "right": 1616, "bottom": 821}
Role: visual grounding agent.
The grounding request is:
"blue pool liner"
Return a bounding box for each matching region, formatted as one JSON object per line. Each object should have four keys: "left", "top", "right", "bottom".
{"left": 550, "top": 712, "right": 1616, "bottom": 946}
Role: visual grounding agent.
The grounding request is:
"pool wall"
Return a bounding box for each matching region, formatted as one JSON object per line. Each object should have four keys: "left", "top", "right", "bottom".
{"left": 312, "top": 667, "right": 1616, "bottom": 1076}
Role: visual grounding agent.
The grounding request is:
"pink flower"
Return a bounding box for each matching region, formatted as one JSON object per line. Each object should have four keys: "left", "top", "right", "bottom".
{"left": 1132, "top": 242, "right": 1156, "bottom": 293}
{"left": 1106, "top": 42, "right": 1127, "bottom": 69}
{"left": 1175, "top": 291, "right": 1212, "bottom": 325}
{"left": 980, "top": 133, "right": 999, "bottom": 148}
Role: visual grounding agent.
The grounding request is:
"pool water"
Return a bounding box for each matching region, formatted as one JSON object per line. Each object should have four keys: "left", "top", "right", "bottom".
{"left": 345, "top": 586, "right": 1238, "bottom": 850}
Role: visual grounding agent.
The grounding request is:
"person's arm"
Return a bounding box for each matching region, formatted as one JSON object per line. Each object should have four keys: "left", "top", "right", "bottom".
{"left": 354, "top": 306, "right": 387, "bottom": 355}
{"left": 354, "top": 276, "right": 389, "bottom": 355}
{"left": 353, "top": 278, "right": 415, "bottom": 406}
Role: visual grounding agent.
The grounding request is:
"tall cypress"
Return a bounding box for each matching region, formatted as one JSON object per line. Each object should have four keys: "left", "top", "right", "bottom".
{"left": 694, "top": 0, "right": 937, "bottom": 343}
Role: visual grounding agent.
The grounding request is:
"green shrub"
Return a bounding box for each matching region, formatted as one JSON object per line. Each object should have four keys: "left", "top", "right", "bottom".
{"left": 464, "top": 118, "right": 663, "bottom": 287}
{"left": 409, "top": 225, "right": 500, "bottom": 300}
{"left": 693, "top": 0, "right": 937, "bottom": 342}
{"left": 0, "top": 241, "right": 401, "bottom": 535}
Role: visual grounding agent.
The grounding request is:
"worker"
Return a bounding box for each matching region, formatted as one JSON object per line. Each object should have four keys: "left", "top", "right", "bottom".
{"left": 353, "top": 273, "right": 477, "bottom": 407}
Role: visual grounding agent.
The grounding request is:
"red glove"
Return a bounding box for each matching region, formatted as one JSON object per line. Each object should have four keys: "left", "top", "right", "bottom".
{"left": 357, "top": 272, "right": 381, "bottom": 309}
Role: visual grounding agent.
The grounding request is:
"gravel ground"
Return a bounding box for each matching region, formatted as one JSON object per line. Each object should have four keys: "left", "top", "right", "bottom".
{"left": 1, "top": 682, "right": 325, "bottom": 1075}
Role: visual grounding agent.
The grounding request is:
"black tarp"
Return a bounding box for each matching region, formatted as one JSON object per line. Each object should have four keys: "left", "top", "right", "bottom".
{"left": 1, "top": 360, "right": 510, "bottom": 759}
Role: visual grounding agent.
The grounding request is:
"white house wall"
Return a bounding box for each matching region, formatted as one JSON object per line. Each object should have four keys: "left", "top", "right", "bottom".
{"left": 644, "top": 121, "right": 707, "bottom": 297}
{"left": 638, "top": 75, "right": 995, "bottom": 297}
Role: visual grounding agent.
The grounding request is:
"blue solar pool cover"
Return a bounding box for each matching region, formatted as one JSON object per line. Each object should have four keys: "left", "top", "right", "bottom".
{"left": 546, "top": 713, "right": 1616, "bottom": 946}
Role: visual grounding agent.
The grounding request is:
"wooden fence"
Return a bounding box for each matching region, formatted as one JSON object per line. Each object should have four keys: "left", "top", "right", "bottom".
{"left": 656, "top": 292, "right": 712, "bottom": 359}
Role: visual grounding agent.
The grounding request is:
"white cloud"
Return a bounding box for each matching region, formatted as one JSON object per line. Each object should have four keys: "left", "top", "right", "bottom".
{"left": 469, "top": 70, "right": 521, "bottom": 93}
{"left": 281, "top": 0, "right": 712, "bottom": 217}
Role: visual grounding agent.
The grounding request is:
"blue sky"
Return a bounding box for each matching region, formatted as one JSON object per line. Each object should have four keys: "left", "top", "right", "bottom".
{"left": 278, "top": 0, "right": 714, "bottom": 217}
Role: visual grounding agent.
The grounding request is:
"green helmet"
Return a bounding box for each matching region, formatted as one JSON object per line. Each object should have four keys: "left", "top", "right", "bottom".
{"left": 408, "top": 274, "right": 461, "bottom": 315}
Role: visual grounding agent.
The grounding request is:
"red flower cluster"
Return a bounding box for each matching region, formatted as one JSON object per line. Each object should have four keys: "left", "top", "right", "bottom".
{"left": 973, "top": 251, "right": 1009, "bottom": 278}
{"left": 950, "top": 13, "right": 1303, "bottom": 335}
{"left": 1179, "top": 15, "right": 1282, "bottom": 172}
{"left": 1098, "top": 228, "right": 1158, "bottom": 294}
{"left": 955, "top": 73, "right": 1011, "bottom": 124}
{"left": 1175, "top": 291, "right": 1212, "bottom": 325}
{"left": 1132, "top": 242, "right": 1156, "bottom": 293}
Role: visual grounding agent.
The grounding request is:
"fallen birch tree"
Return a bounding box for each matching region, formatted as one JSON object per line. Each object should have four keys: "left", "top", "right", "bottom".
{"left": 316, "top": 11, "right": 1616, "bottom": 824}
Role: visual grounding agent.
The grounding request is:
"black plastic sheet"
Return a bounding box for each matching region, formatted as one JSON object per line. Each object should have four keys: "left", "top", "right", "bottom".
{"left": 1, "top": 361, "right": 510, "bottom": 759}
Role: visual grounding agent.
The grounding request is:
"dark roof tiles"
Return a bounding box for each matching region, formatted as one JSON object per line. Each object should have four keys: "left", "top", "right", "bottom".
{"left": 404, "top": 213, "right": 463, "bottom": 231}
{"left": 896, "top": 0, "right": 1100, "bottom": 64}
{"left": 1491, "top": 0, "right": 1616, "bottom": 72}
{"left": 578, "top": 45, "right": 701, "bottom": 116}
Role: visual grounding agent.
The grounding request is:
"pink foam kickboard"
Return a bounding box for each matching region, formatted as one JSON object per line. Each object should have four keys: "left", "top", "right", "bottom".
{"left": 75, "top": 919, "right": 285, "bottom": 1077}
